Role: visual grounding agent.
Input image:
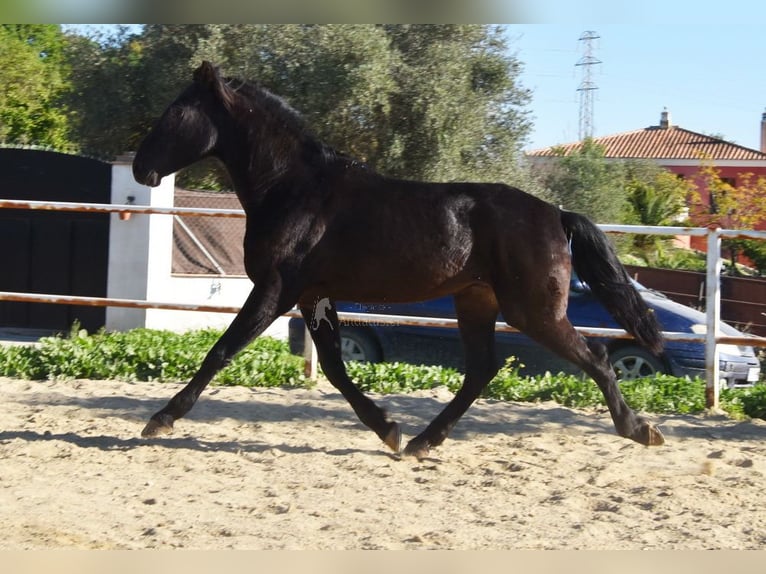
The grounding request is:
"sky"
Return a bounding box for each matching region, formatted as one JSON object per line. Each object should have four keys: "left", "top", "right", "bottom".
{"left": 505, "top": 21, "right": 766, "bottom": 153}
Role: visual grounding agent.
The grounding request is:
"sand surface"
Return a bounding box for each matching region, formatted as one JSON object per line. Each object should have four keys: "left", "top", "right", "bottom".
{"left": 1, "top": 375, "right": 765, "bottom": 549}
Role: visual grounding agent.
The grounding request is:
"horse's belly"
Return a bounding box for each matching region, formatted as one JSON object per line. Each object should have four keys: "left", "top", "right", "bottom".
{"left": 310, "top": 254, "right": 478, "bottom": 303}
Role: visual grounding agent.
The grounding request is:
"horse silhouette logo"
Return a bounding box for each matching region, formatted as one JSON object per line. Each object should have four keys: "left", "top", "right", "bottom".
{"left": 311, "top": 297, "right": 334, "bottom": 331}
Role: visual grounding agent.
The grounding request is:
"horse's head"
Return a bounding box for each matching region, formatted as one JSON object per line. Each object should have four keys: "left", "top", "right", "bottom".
{"left": 133, "top": 61, "right": 233, "bottom": 187}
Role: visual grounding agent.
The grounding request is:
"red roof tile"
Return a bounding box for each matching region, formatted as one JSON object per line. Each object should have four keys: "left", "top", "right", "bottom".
{"left": 526, "top": 125, "right": 766, "bottom": 161}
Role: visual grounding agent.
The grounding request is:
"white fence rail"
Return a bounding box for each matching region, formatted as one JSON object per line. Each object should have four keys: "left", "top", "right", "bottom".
{"left": 2, "top": 198, "right": 766, "bottom": 408}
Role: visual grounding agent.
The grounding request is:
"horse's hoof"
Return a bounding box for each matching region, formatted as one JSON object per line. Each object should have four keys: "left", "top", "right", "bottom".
{"left": 645, "top": 424, "right": 665, "bottom": 446}
{"left": 383, "top": 422, "right": 402, "bottom": 453}
{"left": 402, "top": 439, "right": 430, "bottom": 461}
{"left": 631, "top": 420, "right": 665, "bottom": 446}
{"left": 141, "top": 417, "right": 174, "bottom": 438}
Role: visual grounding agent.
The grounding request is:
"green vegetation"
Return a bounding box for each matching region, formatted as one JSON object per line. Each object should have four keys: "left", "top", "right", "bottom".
{"left": 539, "top": 141, "right": 693, "bottom": 235}
{"left": 0, "top": 24, "right": 549, "bottom": 192}
{"left": 0, "top": 327, "right": 308, "bottom": 388}
{"left": 541, "top": 138, "right": 630, "bottom": 224}
{"left": 0, "top": 25, "right": 72, "bottom": 148}
{"left": 60, "top": 24, "right": 537, "bottom": 190}
{"left": 1, "top": 330, "right": 764, "bottom": 422}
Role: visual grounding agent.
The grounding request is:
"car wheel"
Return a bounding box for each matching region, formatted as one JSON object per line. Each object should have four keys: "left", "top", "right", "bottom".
{"left": 340, "top": 329, "right": 382, "bottom": 363}
{"left": 609, "top": 346, "right": 666, "bottom": 381}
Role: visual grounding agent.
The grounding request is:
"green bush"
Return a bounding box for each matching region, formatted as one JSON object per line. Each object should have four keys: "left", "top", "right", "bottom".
{"left": 723, "top": 384, "right": 766, "bottom": 420}
{"left": 481, "top": 358, "right": 604, "bottom": 407}
{"left": 0, "top": 326, "right": 309, "bottom": 388}
{"left": 345, "top": 356, "right": 766, "bottom": 421}
{"left": 620, "top": 375, "right": 708, "bottom": 414}
{"left": 2, "top": 328, "right": 766, "bottom": 422}
{"left": 345, "top": 361, "right": 463, "bottom": 394}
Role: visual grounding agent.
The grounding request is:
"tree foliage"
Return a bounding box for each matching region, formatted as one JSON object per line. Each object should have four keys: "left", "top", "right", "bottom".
{"left": 0, "top": 25, "right": 72, "bottom": 148}
{"left": 624, "top": 161, "right": 689, "bottom": 226}
{"left": 540, "top": 138, "right": 628, "bottom": 223}
{"left": 61, "top": 25, "right": 187, "bottom": 158}
{"left": 690, "top": 163, "right": 766, "bottom": 231}
{"left": 621, "top": 161, "right": 693, "bottom": 265}
{"left": 64, "top": 24, "right": 535, "bottom": 188}
{"left": 538, "top": 142, "right": 703, "bottom": 265}
{"left": 690, "top": 163, "right": 766, "bottom": 274}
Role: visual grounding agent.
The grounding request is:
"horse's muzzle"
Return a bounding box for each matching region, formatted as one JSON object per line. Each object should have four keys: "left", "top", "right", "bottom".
{"left": 133, "top": 166, "right": 161, "bottom": 187}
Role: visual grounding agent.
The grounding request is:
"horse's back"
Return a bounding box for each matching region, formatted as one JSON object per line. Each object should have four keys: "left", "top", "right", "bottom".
{"left": 300, "top": 172, "right": 568, "bottom": 302}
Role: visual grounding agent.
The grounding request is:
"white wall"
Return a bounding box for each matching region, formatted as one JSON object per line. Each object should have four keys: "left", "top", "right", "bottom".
{"left": 144, "top": 275, "right": 249, "bottom": 331}
{"left": 105, "top": 158, "right": 289, "bottom": 339}
{"left": 105, "top": 156, "right": 173, "bottom": 331}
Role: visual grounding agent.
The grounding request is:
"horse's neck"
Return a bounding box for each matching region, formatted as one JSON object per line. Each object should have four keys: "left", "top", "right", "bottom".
{"left": 219, "top": 121, "right": 327, "bottom": 208}
{"left": 215, "top": 130, "right": 292, "bottom": 199}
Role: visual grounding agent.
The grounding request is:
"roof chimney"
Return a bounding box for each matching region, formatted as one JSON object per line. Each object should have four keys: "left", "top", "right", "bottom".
{"left": 660, "top": 107, "right": 671, "bottom": 129}
{"left": 761, "top": 108, "right": 766, "bottom": 153}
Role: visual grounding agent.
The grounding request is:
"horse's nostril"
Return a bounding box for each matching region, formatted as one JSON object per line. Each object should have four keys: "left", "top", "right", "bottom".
{"left": 146, "top": 171, "right": 161, "bottom": 187}
{"left": 134, "top": 169, "right": 161, "bottom": 187}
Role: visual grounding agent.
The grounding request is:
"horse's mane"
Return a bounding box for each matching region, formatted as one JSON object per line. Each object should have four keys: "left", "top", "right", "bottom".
{"left": 191, "top": 61, "right": 370, "bottom": 173}
{"left": 222, "top": 78, "right": 307, "bottom": 134}
{"left": 215, "top": 73, "right": 354, "bottom": 169}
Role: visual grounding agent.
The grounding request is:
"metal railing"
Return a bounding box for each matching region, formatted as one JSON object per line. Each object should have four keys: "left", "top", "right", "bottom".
{"left": 2, "top": 198, "right": 766, "bottom": 408}
{"left": 0, "top": 198, "right": 247, "bottom": 219}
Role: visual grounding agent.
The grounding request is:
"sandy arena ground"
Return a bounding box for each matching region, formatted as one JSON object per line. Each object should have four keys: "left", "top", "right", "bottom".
{"left": 1, "top": 375, "right": 765, "bottom": 549}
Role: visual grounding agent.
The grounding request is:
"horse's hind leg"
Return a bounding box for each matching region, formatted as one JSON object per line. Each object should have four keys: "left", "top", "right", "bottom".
{"left": 403, "top": 286, "right": 500, "bottom": 460}
{"left": 497, "top": 290, "right": 664, "bottom": 447}
{"left": 299, "top": 301, "right": 401, "bottom": 452}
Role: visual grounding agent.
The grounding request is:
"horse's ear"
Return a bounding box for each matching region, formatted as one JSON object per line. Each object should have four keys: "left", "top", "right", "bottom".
{"left": 193, "top": 60, "right": 236, "bottom": 111}
{"left": 193, "top": 61, "right": 221, "bottom": 88}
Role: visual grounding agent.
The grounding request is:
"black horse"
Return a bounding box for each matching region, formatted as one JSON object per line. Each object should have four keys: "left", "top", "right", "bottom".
{"left": 133, "top": 61, "right": 665, "bottom": 459}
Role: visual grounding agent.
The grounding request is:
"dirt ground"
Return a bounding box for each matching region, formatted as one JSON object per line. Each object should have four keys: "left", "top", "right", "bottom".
{"left": 1, "top": 375, "right": 765, "bottom": 550}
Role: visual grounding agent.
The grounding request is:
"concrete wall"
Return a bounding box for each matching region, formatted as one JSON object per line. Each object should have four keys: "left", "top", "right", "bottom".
{"left": 105, "top": 156, "right": 172, "bottom": 331}
{"left": 105, "top": 158, "right": 288, "bottom": 339}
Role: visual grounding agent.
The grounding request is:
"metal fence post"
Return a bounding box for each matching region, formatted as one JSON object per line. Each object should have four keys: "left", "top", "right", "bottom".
{"left": 705, "top": 226, "right": 723, "bottom": 409}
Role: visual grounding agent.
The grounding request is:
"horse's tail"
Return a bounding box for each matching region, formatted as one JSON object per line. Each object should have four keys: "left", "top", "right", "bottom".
{"left": 560, "top": 210, "right": 663, "bottom": 355}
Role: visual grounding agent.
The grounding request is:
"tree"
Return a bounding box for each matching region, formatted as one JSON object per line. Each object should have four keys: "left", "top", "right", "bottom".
{"left": 537, "top": 145, "right": 702, "bottom": 266}
{"left": 622, "top": 161, "right": 692, "bottom": 265}
{"left": 197, "top": 24, "right": 400, "bottom": 187}
{"left": 690, "top": 163, "right": 766, "bottom": 231}
{"left": 540, "top": 138, "right": 628, "bottom": 223}
{"left": 377, "top": 24, "right": 532, "bottom": 183}
{"left": 64, "top": 24, "right": 534, "bottom": 189}
{"left": 690, "top": 163, "right": 766, "bottom": 274}
{"left": 63, "top": 25, "right": 198, "bottom": 158}
{"left": 200, "top": 24, "right": 533, "bottom": 185}
{"left": 0, "top": 25, "right": 72, "bottom": 148}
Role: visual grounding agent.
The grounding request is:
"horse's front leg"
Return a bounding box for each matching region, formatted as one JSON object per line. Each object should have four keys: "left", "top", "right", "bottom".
{"left": 300, "top": 301, "right": 401, "bottom": 452}
{"left": 142, "top": 279, "right": 293, "bottom": 437}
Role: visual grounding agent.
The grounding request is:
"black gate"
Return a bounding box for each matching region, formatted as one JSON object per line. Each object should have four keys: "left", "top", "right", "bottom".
{"left": 0, "top": 148, "right": 111, "bottom": 333}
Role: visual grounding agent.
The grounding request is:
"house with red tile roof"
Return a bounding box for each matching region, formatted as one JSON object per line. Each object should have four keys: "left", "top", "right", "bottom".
{"left": 526, "top": 109, "right": 766, "bottom": 250}
{"left": 527, "top": 108, "right": 766, "bottom": 181}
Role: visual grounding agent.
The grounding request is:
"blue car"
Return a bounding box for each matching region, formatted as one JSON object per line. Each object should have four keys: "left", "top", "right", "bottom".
{"left": 288, "top": 279, "right": 761, "bottom": 387}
